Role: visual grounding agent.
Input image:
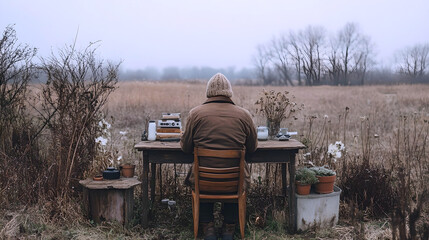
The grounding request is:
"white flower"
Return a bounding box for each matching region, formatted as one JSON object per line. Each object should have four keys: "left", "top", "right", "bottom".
{"left": 328, "top": 141, "right": 345, "bottom": 160}
{"left": 119, "top": 131, "right": 127, "bottom": 135}
{"left": 95, "top": 136, "right": 108, "bottom": 146}
{"left": 99, "top": 119, "right": 111, "bottom": 129}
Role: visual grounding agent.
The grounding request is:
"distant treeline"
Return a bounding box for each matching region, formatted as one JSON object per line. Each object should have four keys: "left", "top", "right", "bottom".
{"left": 117, "top": 65, "right": 428, "bottom": 86}
{"left": 118, "top": 66, "right": 256, "bottom": 82}
{"left": 118, "top": 22, "right": 429, "bottom": 86}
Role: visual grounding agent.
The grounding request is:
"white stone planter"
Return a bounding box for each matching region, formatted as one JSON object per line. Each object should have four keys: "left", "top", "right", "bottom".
{"left": 296, "top": 185, "right": 341, "bottom": 231}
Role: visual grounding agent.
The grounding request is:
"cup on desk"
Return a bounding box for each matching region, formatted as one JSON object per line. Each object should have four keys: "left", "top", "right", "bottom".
{"left": 148, "top": 121, "right": 157, "bottom": 141}
{"left": 257, "top": 126, "right": 269, "bottom": 141}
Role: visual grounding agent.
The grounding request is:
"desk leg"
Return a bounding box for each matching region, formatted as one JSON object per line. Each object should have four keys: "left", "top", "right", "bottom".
{"left": 288, "top": 154, "right": 297, "bottom": 233}
{"left": 281, "top": 163, "right": 287, "bottom": 197}
{"left": 141, "top": 151, "right": 149, "bottom": 228}
{"left": 151, "top": 163, "right": 156, "bottom": 202}
{"left": 159, "top": 164, "right": 163, "bottom": 200}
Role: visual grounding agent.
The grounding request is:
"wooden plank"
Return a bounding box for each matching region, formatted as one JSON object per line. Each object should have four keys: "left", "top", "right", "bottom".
{"left": 200, "top": 172, "right": 239, "bottom": 179}
{"left": 141, "top": 151, "right": 149, "bottom": 228}
{"left": 143, "top": 149, "right": 298, "bottom": 164}
{"left": 199, "top": 166, "right": 239, "bottom": 173}
{"left": 150, "top": 163, "right": 156, "bottom": 202}
{"left": 124, "top": 188, "right": 134, "bottom": 226}
{"left": 134, "top": 139, "right": 306, "bottom": 151}
{"left": 79, "top": 177, "right": 141, "bottom": 189}
{"left": 199, "top": 180, "right": 238, "bottom": 193}
{"left": 282, "top": 163, "right": 287, "bottom": 197}
{"left": 199, "top": 194, "right": 238, "bottom": 200}
{"left": 196, "top": 148, "right": 241, "bottom": 158}
{"left": 288, "top": 155, "right": 297, "bottom": 233}
{"left": 88, "top": 189, "right": 125, "bottom": 224}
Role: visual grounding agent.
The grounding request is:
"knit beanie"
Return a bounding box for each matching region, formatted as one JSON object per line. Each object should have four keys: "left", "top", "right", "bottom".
{"left": 206, "top": 73, "right": 233, "bottom": 98}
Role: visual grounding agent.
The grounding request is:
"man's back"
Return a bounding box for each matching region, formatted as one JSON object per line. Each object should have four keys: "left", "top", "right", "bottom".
{"left": 181, "top": 95, "right": 257, "bottom": 156}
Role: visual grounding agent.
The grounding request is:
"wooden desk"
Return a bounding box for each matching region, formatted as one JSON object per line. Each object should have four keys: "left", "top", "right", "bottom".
{"left": 134, "top": 139, "right": 305, "bottom": 232}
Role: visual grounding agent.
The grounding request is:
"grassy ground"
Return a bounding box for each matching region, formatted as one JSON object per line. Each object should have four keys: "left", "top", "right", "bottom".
{"left": 0, "top": 205, "right": 391, "bottom": 239}
{"left": 2, "top": 82, "right": 428, "bottom": 239}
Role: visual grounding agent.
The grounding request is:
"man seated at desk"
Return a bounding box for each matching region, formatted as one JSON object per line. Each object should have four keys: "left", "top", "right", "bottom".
{"left": 181, "top": 73, "right": 258, "bottom": 240}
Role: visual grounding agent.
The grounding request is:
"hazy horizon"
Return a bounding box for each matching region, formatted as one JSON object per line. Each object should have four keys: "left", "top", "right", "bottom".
{"left": 2, "top": 0, "right": 429, "bottom": 71}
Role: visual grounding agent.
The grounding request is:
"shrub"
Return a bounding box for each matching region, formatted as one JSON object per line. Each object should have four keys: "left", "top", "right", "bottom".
{"left": 38, "top": 43, "right": 120, "bottom": 201}
{"left": 339, "top": 158, "right": 396, "bottom": 218}
{"left": 0, "top": 25, "right": 41, "bottom": 205}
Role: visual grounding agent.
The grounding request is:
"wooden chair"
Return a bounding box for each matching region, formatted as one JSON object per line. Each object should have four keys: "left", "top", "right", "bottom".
{"left": 192, "top": 147, "right": 246, "bottom": 239}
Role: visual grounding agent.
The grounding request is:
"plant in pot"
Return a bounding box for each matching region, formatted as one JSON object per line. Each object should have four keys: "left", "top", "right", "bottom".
{"left": 120, "top": 160, "right": 136, "bottom": 178}
{"left": 310, "top": 166, "right": 336, "bottom": 194}
{"left": 295, "top": 167, "right": 319, "bottom": 195}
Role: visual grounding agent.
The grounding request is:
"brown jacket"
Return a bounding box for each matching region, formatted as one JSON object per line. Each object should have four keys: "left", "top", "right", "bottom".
{"left": 181, "top": 96, "right": 258, "bottom": 189}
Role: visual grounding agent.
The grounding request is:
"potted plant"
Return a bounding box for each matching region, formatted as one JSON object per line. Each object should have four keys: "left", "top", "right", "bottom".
{"left": 310, "top": 166, "right": 336, "bottom": 194}
{"left": 120, "top": 161, "right": 136, "bottom": 178}
{"left": 295, "top": 167, "right": 319, "bottom": 195}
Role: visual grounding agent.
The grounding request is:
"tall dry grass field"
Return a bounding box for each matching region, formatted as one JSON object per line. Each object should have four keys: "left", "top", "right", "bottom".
{"left": 105, "top": 81, "right": 428, "bottom": 238}
{"left": 107, "top": 81, "right": 429, "bottom": 158}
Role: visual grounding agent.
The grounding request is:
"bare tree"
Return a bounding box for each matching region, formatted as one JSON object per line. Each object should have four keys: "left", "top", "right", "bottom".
{"left": 327, "top": 35, "right": 342, "bottom": 85}
{"left": 396, "top": 43, "right": 429, "bottom": 83}
{"left": 288, "top": 31, "right": 303, "bottom": 86}
{"left": 336, "top": 22, "right": 377, "bottom": 85}
{"left": 329, "top": 22, "right": 375, "bottom": 85}
{"left": 253, "top": 44, "right": 273, "bottom": 85}
{"left": 338, "top": 23, "right": 360, "bottom": 85}
{"left": 268, "top": 36, "right": 294, "bottom": 86}
{"left": 354, "top": 36, "right": 375, "bottom": 85}
{"left": 299, "top": 25, "right": 326, "bottom": 86}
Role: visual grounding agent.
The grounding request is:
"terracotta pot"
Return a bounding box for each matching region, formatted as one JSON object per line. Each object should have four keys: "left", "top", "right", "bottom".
{"left": 121, "top": 164, "right": 136, "bottom": 178}
{"left": 315, "top": 175, "right": 336, "bottom": 194}
{"left": 93, "top": 175, "right": 103, "bottom": 181}
{"left": 296, "top": 182, "right": 311, "bottom": 195}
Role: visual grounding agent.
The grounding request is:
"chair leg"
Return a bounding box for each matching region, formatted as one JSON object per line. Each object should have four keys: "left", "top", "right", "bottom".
{"left": 192, "top": 192, "right": 199, "bottom": 239}
{"left": 238, "top": 193, "right": 246, "bottom": 239}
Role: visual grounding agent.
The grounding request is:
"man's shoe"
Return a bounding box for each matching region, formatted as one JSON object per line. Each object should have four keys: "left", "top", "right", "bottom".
{"left": 222, "top": 223, "right": 236, "bottom": 240}
{"left": 201, "top": 222, "right": 217, "bottom": 240}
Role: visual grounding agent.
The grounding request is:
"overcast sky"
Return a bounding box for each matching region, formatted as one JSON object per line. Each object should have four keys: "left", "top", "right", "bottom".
{"left": 2, "top": 0, "right": 428, "bottom": 71}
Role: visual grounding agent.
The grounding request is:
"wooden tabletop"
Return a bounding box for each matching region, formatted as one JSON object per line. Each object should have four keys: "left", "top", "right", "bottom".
{"left": 134, "top": 139, "right": 306, "bottom": 151}
{"left": 79, "top": 177, "right": 141, "bottom": 189}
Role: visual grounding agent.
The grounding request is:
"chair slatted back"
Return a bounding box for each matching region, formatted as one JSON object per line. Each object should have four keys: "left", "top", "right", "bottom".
{"left": 193, "top": 147, "right": 245, "bottom": 196}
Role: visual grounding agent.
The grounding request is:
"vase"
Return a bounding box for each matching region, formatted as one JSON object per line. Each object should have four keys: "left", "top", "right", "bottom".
{"left": 315, "top": 175, "right": 336, "bottom": 194}
{"left": 121, "top": 164, "right": 136, "bottom": 178}
{"left": 267, "top": 120, "right": 280, "bottom": 139}
{"left": 296, "top": 182, "right": 311, "bottom": 195}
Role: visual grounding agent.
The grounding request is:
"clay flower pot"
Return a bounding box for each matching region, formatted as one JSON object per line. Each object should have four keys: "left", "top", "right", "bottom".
{"left": 121, "top": 164, "right": 136, "bottom": 178}
{"left": 296, "top": 182, "right": 311, "bottom": 195}
{"left": 315, "top": 175, "right": 336, "bottom": 194}
{"left": 93, "top": 175, "right": 103, "bottom": 181}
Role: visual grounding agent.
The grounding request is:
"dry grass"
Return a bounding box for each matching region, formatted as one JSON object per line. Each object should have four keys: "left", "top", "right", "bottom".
{"left": 2, "top": 81, "right": 428, "bottom": 239}
{"left": 107, "top": 81, "right": 429, "bottom": 140}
